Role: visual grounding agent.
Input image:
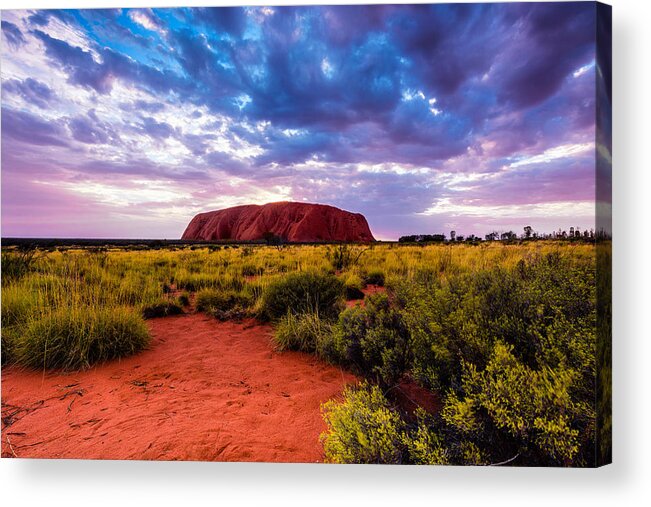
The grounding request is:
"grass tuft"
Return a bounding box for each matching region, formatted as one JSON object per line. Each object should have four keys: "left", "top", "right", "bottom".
{"left": 14, "top": 306, "right": 150, "bottom": 370}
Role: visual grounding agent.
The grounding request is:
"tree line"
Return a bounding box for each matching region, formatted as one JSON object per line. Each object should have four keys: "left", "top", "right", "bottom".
{"left": 399, "top": 226, "right": 611, "bottom": 243}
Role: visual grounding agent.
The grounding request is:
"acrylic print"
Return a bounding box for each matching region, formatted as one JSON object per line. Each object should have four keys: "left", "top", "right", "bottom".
{"left": 1, "top": 2, "right": 611, "bottom": 466}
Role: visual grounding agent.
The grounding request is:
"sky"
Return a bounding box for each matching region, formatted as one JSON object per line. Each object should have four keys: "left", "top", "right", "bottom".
{"left": 1, "top": 3, "right": 607, "bottom": 240}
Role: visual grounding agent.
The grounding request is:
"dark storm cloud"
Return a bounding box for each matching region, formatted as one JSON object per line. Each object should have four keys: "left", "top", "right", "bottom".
{"left": 491, "top": 2, "right": 596, "bottom": 108}
{"left": 197, "top": 7, "right": 248, "bottom": 37}
{"left": 388, "top": 3, "right": 501, "bottom": 96}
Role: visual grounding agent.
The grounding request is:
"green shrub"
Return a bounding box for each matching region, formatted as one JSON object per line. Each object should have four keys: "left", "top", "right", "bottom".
{"left": 259, "top": 271, "right": 344, "bottom": 321}
{"left": 327, "top": 244, "right": 354, "bottom": 271}
{"left": 141, "top": 300, "right": 184, "bottom": 319}
{"left": 334, "top": 294, "right": 411, "bottom": 387}
{"left": 196, "top": 288, "right": 252, "bottom": 313}
{"left": 1, "top": 247, "right": 39, "bottom": 281}
{"left": 14, "top": 306, "right": 150, "bottom": 370}
{"left": 394, "top": 253, "right": 597, "bottom": 466}
{"left": 343, "top": 273, "right": 365, "bottom": 300}
{"left": 402, "top": 409, "right": 450, "bottom": 465}
{"left": 321, "top": 382, "right": 406, "bottom": 464}
{"left": 364, "top": 269, "right": 385, "bottom": 287}
{"left": 274, "top": 311, "right": 335, "bottom": 357}
{"left": 442, "top": 342, "right": 583, "bottom": 465}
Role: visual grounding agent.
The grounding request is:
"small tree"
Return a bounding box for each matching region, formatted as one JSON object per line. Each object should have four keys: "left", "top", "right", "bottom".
{"left": 262, "top": 231, "right": 283, "bottom": 246}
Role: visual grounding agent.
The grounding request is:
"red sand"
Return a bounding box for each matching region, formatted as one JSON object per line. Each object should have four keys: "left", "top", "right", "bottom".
{"left": 1, "top": 314, "right": 357, "bottom": 462}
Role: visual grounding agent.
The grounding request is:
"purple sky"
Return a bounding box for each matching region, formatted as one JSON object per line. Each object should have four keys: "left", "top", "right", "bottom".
{"left": 1, "top": 4, "right": 607, "bottom": 240}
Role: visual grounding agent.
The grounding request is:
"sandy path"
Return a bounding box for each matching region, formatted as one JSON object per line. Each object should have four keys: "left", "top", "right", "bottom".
{"left": 1, "top": 314, "right": 357, "bottom": 462}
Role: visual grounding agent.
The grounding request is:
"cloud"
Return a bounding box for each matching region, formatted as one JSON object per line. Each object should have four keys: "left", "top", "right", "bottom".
{"left": 3, "top": 78, "right": 56, "bottom": 109}
{"left": 2, "top": 107, "right": 69, "bottom": 147}
{"left": 490, "top": 2, "right": 596, "bottom": 108}
{"left": 128, "top": 8, "right": 166, "bottom": 35}
{"left": 1, "top": 4, "right": 601, "bottom": 239}
{"left": 33, "top": 29, "right": 188, "bottom": 95}
{"left": 1, "top": 20, "right": 26, "bottom": 48}
{"left": 67, "top": 110, "right": 121, "bottom": 145}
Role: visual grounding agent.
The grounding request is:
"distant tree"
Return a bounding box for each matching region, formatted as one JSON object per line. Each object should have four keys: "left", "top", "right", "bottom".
{"left": 523, "top": 226, "right": 533, "bottom": 239}
{"left": 263, "top": 231, "right": 284, "bottom": 246}
{"left": 399, "top": 234, "right": 446, "bottom": 243}
{"left": 485, "top": 232, "right": 498, "bottom": 241}
{"left": 450, "top": 230, "right": 456, "bottom": 242}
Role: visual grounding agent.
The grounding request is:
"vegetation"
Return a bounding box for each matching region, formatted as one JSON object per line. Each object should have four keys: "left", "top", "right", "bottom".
{"left": 0, "top": 240, "right": 607, "bottom": 466}
{"left": 333, "top": 294, "right": 410, "bottom": 388}
{"left": 321, "top": 382, "right": 405, "bottom": 464}
{"left": 259, "top": 271, "right": 344, "bottom": 320}
{"left": 274, "top": 311, "right": 335, "bottom": 357}
{"left": 14, "top": 306, "right": 149, "bottom": 370}
{"left": 320, "top": 245, "right": 601, "bottom": 467}
{"left": 195, "top": 287, "right": 253, "bottom": 320}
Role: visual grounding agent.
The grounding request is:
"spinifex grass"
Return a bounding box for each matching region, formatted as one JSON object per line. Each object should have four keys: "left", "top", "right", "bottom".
{"left": 14, "top": 306, "right": 149, "bottom": 370}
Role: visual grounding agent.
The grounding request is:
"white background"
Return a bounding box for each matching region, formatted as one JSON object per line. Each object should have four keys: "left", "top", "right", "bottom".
{"left": 1, "top": 0, "right": 649, "bottom": 505}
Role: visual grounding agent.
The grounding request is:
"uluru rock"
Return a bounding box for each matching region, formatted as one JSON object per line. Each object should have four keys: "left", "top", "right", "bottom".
{"left": 182, "top": 202, "right": 375, "bottom": 243}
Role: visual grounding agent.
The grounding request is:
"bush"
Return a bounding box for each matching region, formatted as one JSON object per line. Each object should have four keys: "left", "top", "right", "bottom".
{"left": 441, "top": 342, "right": 583, "bottom": 465}
{"left": 14, "top": 306, "right": 150, "bottom": 370}
{"left": 321, "top": 382, "right": 406, "bottom": 464}
{"left": 259, "top": 272, "right": 344, "bottom": 321}
{"left": 196, "top": 288, "right": 253, "bottom": 313}
{"left": 274, "top": 311, "right": 335, "bottom": 358}
{"left": 342, "top": 273, "right": 364, "bottom": 300}
{"left": 364, "top": 269, "right": 385, "bottom": 287}
{"left": 1, "top": 247, "right": 39, "bottom": 281}
{"left": 402, "top": 410, "right": 451, "bottom": 465}
{"left": 334, "top": 294, "right": 411, "bottom": 387}
{"left": 141, "top": 300, "right": 184, "bottom": 319}
{"left": 327, "top": 244, "right": 354, "bottom": 271}
{"left": 394, "top": 253, "right": 597, "bottom": 466}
